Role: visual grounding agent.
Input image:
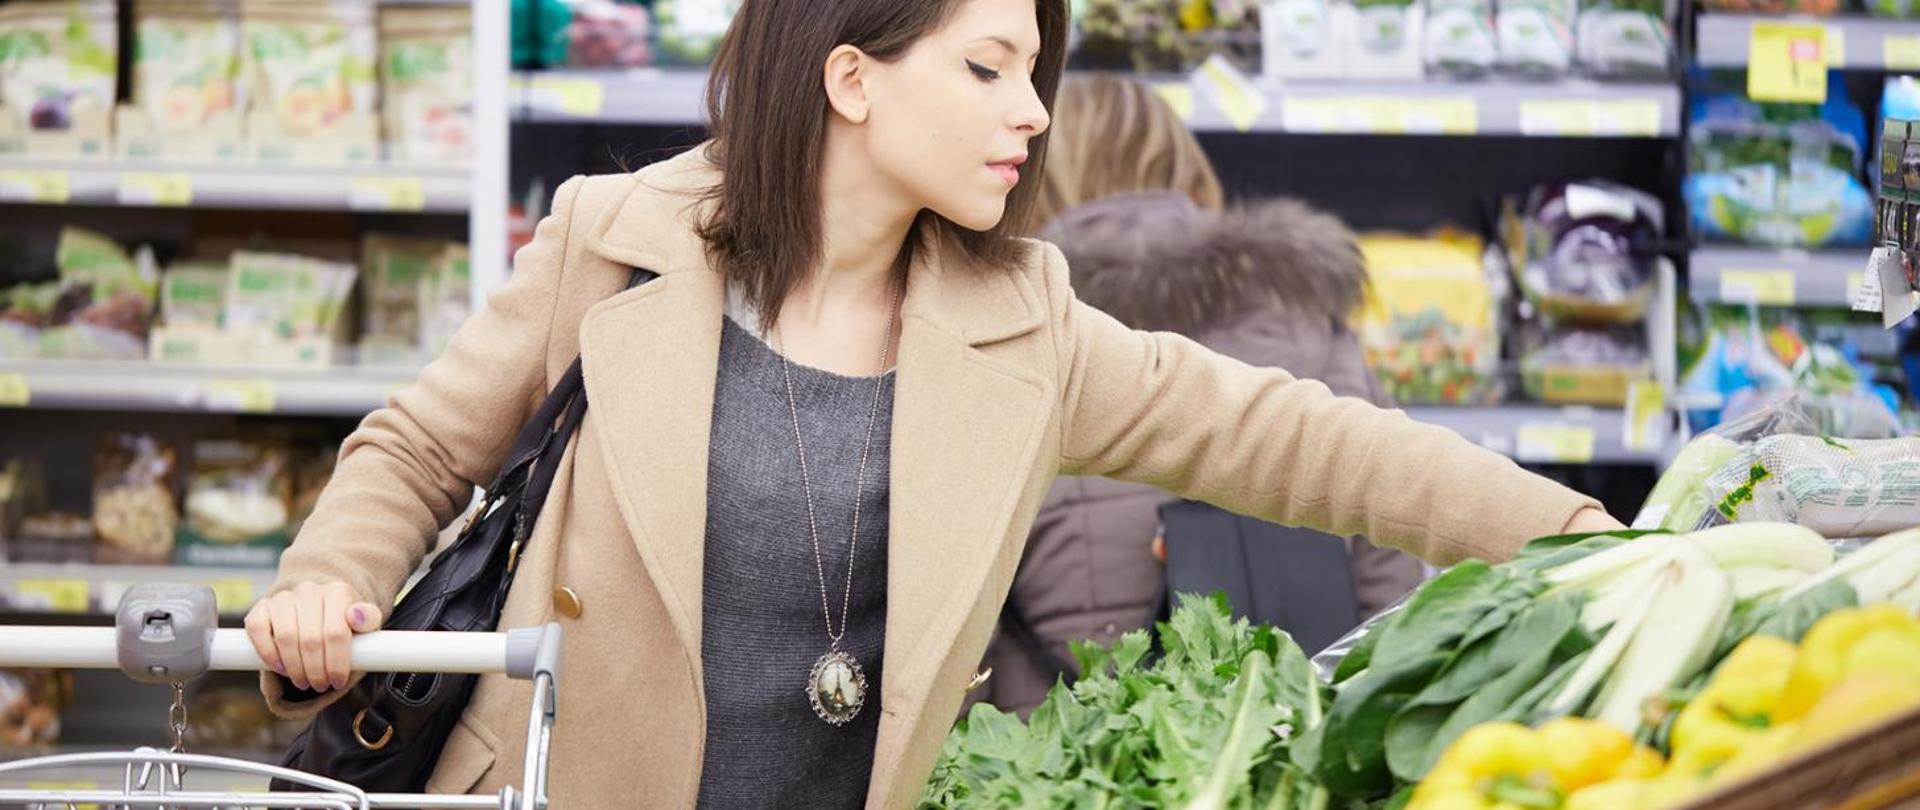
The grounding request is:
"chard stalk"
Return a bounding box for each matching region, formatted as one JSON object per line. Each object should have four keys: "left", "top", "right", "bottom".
{"left": 1546, "top": 550, "right": 1674, "bottom": 717}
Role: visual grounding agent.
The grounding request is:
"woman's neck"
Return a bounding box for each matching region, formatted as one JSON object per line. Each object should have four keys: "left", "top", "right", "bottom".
{"left": 784, "top": 137, "right": 919, "bottom": 328}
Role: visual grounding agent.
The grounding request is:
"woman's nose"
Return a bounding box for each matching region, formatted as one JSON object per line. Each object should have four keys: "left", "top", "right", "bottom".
{"left": 1012, "top": 84, "right": 1051, "bottom": 135}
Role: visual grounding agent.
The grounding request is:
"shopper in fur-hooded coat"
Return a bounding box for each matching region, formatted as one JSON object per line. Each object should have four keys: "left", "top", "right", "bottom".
{"left": 968, "top": 76, "right": 1425, "bottom": 718}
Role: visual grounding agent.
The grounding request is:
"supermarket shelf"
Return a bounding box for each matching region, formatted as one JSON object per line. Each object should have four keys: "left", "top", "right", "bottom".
{"left": 0, "top": 563, "right": 278, "bottom": 618}
{"left": 0, "top": 157, "right": 472, "bottom": 213}
{"left": 1689, "top": 246, "right": 1868, "bottom": 307}
{"left": 1697, "top": 13, "right": 1920, "bottom": 70}
{"left": 513, "top": 69, "right": 1682, "bottom": 138}
{"left": 0, "top": 360, "right": 420, "bottom": 417}
{"left": 1406, "top": 405, "right": 1667, "bottom": 464}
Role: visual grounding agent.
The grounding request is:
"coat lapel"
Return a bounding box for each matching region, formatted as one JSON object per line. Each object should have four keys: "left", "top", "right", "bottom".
{"left": 870, "top": 240, "right": 1054, "bottom": 806}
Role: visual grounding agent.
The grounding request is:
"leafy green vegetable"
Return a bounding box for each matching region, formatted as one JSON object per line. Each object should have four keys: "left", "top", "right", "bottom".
{"left": 1709, "top": 579, "right": 1858, "bottom": 665}
{"left": 921, "top": 593, "right": 1326, "bottom": 809}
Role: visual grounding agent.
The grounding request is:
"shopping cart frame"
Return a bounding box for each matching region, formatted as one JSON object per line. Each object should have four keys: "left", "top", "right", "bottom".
{"left": 0, "top": 616, "right": 563, "bottom": 810}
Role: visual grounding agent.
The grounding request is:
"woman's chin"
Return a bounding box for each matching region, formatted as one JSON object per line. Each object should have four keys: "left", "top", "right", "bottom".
{"left": 936, "top": 200, "right": 1010, "bottom": 232}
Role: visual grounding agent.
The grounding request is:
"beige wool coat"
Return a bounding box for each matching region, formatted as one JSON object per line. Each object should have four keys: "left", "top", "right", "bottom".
{"left": 261, "top": 146, "right": 1601, "bottom": 808}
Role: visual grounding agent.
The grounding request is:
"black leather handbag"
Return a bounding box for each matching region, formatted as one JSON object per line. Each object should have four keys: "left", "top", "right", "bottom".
{"left": 270, "top": 268, "right": 654, "bottom": 792}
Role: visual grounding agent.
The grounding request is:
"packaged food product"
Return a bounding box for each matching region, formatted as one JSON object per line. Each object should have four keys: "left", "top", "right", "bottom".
{"left": 288, "top": 441, "right": 336, "bottom": 540}
{"left": 91, "top": 434, "right": 180, "bottom": 566}
{"left": 563, "top": 0, "right": 651, "bottom": 67}
{"left": 1357, "top": 231, "right": 1505, "bottom": 405}
{"left": 1497, "top": 0, "right": 1577, "bottom": 77}
{"left": 0, "top": 458, "right": 49, "bottom": 556}
{"left": 359, "top": 233, "right": 440, "bottom": 352}
{"left": 239, "top": 0, "right": 376, "bottom": 137}
{"left": 379, "top": 4, "right": 472, "bottom": 163}
{"left": 224, "top": 251, "right": 357, "bottom": 341}
{"left": 652, "top": 0, "right": 739, "bottom": 66}
{"left": 427, "top": 241, "right": 471, "bottom": 355}
{"left": 159, "top": 262, "right": 231, "bottom": 329}
{"left": 179, "top": 438, "right": 292, "bottom": 567}
{"left": 9, "top": 511, "right": 94, "bottom": 565}
{"left": 1575, "top": 0, "right": 1673, "bottom": 78}
{"left": 133, "top": 0, "right": 243, "bottom": 134}
{"left": 0, "top": 669, "right": 73, "bottom": 749}
{"left": 1520, "top": 327, "right": 1652, "bottom": 406}
{"left": 53, "top": 228, "right": 161, "bottom": 358}
{"left": 1423, "top": 0, "right": 1497, "bottom": 76}
{"left": 512, "top": 0, "right": 573, "bottom": 69}
{"left": 1504, "top": 180, "right": 1662, "bottom": 324}
{"left": 1685, "top": 71, "right": 1873, "bottom": 249}
{"left": 0, "top": 0, "right": 116, "bottom": 132}
{"left": 1707, "top": 434, "right": 1920, "bottom": 538}
{"left": 1262, "top": 0, "right": 1345, "bottom": 79}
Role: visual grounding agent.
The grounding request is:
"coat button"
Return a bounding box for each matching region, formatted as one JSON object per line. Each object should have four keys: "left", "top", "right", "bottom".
{"left": 965, "top": 668, "right": 993, "bottom": 692}
{"left": 1103, "top": 623, "right": 1119, "bottom": 637}
{"left": 553, "top": 587, "right": 583, "bottom": 619}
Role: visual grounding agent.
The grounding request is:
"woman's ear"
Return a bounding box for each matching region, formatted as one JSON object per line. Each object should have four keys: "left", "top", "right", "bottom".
{"left": 823, "top": 44, "right": 871, "bottom": 125}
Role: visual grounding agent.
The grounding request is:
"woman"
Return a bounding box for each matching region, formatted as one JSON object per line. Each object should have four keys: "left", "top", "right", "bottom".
{"left": 972, "top": 74, "right": 1424, "bottom": 718}
{"left": 246, "top": 0, "right": 1619, "bottom": 806}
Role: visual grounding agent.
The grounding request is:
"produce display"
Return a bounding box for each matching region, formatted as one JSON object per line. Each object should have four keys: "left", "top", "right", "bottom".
{"left": 1575, "top": 0, "right": 1673, "bottom": 79}
{"left": 1077, "top": 0, "right": 1262, "bottom": 73}
{"left": 1521, "top": 328, "right": 1652, "bottom": 406}
{"left": 1706, "top": 435, "right": 1920, "bottom": 537}
{"left": 928, "top": 523, "right": 1920, "bottom": 808}
{"left": 1496, "top": 0, "right": 1578, "bottom": 77}
{"left": 1356, "top": 232, "right": 1504, "bottom": 405}
{"left": 1423, "top": 0, "right": 1497, "bottom": 76}
{"left": 1505, "top": 181, "right": 1662, "bottom": 325}
{"left": 1686, "top": 72, "right": 1874, "bottom": 249}
{"left": 1677, "top": 305, "right": 1903, "bottom": 438}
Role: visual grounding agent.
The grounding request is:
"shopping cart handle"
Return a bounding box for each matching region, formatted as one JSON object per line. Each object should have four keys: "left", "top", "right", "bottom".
{"left": 0, "top": 625, "right": 563, "bottom": 679}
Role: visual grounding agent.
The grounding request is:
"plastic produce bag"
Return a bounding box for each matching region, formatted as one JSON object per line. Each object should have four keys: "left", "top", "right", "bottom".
{"left": 1505, "top": 180, "right": 1662, "bottom": 324}
{"left": 1685, "top": 72, "right": 1873, "bottom": 249}
{"left": 1424, "top": 0, "right": 1496, "bottom": 76}
{"left": 1576, "top": 0, "right": 1673, "bottom": 78}
{"left": 1498, "top": 0, "right": 1577, "bottom": 76}
{"left": 1356, "top": 231, "right": 1507, "bottom": 405}
{"left": 1706, "top": 434, "right": 1920, "bottom": 538}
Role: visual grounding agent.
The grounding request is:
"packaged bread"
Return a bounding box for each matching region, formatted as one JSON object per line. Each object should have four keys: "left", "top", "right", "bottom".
{"left": 92, "top": 434, "right": 179, "bottom": 565}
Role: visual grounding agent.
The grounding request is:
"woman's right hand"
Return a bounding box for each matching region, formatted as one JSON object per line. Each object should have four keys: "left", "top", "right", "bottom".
{"left": 243, "top": 581, "right": 383, "bottom": 693}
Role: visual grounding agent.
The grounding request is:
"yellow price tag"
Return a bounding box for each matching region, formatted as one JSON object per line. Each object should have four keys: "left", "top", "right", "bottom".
{"left": 1886, "top": 35, "right": 1920, "bottom": 70}
{"left": 1152, "top": 82, "right": 1196, "bottom": 122}
{"left": 117, "top": 172, "right": 193, "bottom": 206}
{"left": 1623, "top": 381, "right": 1667, "bottom": 452}
{"left": 16, "top": 579, "right": 91, "bottom": 613}
{"left": 529, "top": 76, "right": 606, "bottom": 118}
{"left": 351, "top": 177, "right": 427, "bottom": 212}
{"left": 1521, "top": 100, "right": 1662, "bottom": 137}
{"left": 1749, "top": 21, "right": 1831, "bottom": 103}
{"left": 209, "top": 578, "right": 257, "bottom": 614}
{"left": 0, "top": 169, "right": 70, "bottom": 203}
{"left": 0, "top": 372, "right": 28, "bottom": 406}
{"left": 1194, "top": 54, "right": 1267, "bottom": 132}
{"left": 206, "top": 378, "right": 277, "bottom": 413}
{"left": 26, "top": 781, "right": 98, "bottom": 810}
{"left": 1516, "top": 423, "right": 1597, "bottom": 464}
{"left": 1399, "top": 99, "right": 1478, "bottom": 135}
{"left": 1720, "top": 269, "right": 1797, "bottom": 306}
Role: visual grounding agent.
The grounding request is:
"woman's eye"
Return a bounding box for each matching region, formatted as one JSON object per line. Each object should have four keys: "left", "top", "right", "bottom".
{"left": 965, "top": 60, "right": 1002, "bottom": 81}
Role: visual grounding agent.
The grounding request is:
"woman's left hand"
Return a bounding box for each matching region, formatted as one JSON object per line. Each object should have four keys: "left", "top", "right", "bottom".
{"left": 1562, "top": 507, "right": 1626, "bottom": 535}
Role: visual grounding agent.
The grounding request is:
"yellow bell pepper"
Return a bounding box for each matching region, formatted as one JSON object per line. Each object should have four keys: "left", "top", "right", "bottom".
{"left": 1778, "top": 605, "right": 1920, "bottom": 722}
{"left": 1667, "top": 635, "right": 1796, "bottom": 779}
{"left": 1409, "top": 720, "right": 1664, "bottom": 810}
{"left": 1788, "top": 671, "right": 1920, "bottom": 754}
{"left": 1563, "top": 776, "right": 1701, "bottom": 810}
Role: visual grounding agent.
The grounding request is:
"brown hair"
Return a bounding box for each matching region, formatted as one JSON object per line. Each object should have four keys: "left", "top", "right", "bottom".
{"left": 699, "top": 0, "right": 1070, "bottom": 329}
{"left": 1032, "top": 72, "right": 1225, "bottom": 230}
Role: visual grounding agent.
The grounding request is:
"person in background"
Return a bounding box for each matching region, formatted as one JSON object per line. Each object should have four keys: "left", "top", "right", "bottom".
{"left": 970, "top": 73, "right": 1426, "bottom": 718}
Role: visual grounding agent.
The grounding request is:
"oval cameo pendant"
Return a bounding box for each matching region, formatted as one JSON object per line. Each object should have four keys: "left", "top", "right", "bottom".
{"left": 807, "top": 649, "right": 868, "bottom": 726}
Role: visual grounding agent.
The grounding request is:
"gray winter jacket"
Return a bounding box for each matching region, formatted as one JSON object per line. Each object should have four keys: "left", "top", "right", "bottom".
{"left": 970, "top": 192, "right": 1425, "bottom": 718}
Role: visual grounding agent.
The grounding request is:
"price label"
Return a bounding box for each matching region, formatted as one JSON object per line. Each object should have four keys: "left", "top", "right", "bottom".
{"left": 1192, "top": 54, "right": 1268, "bottom": 132}
{"left": 15, "top": 579, "right": 91, "bottom": 613}
{"left": 1152, "top": 82, "right": 1196, "bottom": 122}
{"left": 351, "top": 177, "right": 427, "bottom": 212}
{"left": 528, "top": 75, "right": 607, "bottom": 119}
{"left": 1887, "top": 35, "right": 1920, "bottom": 70}
{"left": 209, "top": 578, "right": 257, "bottom": 614}
{"left": 117, "top": 172, "right": 193, "bottom": 206}
{"left": 26, "top": 781, "right": 98, "bottom": 810}
{"left": 1623, "top": 381, "right": 1667, "bottom": 452}
{"left": 0, "top": 169, "right": 70, "bottom": 203}
{"left": 1719, "top": 269, "right": 1797, "bottom": 306}
{"left": 1519, "top": 100, "right": 1661, "bottom": 137}
{"left": 0, "top": 372, "right": 28, "bottom": 406}
{"left": 205, "top": 378, "right": 276, "bottom": 413}
{"left": 1516, "top": 423, "right": 1596, "bottom": 464}
{"left": 1749, "top": 21, "right": 1831, "bottom": 103}
{"left": 1286, "top": 97, "right": 1477, "bottom": 135}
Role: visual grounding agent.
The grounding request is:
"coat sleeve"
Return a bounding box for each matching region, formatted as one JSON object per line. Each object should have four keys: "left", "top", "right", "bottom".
{"left": 260, "top": 176, "right": 588, "bottom": 717}
{"left": 1042, "top": 241, "right": 1600, "bottom": 566}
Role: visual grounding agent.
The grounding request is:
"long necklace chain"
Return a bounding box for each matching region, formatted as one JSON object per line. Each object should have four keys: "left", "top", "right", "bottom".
{"left": 773, "top": 280, "right": 901, "bottom": 647}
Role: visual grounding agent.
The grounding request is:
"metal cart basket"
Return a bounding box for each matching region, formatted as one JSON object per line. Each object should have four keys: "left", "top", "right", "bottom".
{"left": 0, "top": 583, "right": 560, "bottom": 810}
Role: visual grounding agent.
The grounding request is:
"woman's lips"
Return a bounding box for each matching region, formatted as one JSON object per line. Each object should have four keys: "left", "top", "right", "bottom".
{"left": 988, "top": 162, "right": 1020, "bottom": 186}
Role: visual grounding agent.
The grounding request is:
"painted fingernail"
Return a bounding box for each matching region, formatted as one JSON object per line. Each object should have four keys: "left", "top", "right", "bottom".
{"left": 332, "top": 675, "right": 348, "bottom": 690}
{"left": 273, "top": 662, "right": 286, "bottom": 676}
{"left": 292, "top": 678, "right": 310, "bottom": 691}
{"left": 350, "top": 607, "right": 366, "bottom": 625}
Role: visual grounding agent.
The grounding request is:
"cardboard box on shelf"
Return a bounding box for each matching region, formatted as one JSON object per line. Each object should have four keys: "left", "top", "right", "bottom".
{"left": 148, "top": 326, "right": 337, "bottom": 370}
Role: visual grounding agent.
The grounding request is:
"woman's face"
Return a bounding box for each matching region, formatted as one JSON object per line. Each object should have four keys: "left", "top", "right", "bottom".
{"left": 858, "top": 0, "right": 1052, "bottom": 232}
